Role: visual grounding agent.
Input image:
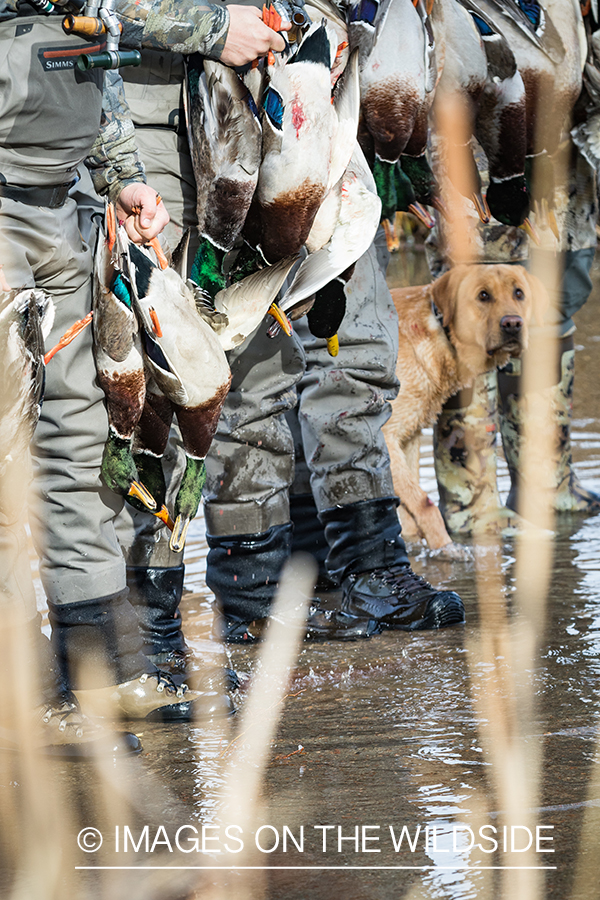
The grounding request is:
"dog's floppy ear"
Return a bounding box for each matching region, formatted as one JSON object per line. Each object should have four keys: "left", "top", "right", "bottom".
{"left": 523, "top": 270, "right": 551, "bottom": 326}
{"left": 431, "top": 266, "right": 465, "bottom": 327}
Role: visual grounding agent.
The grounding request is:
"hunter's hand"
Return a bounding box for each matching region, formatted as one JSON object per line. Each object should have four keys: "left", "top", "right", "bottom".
{"left": 221, "top": 5, "right": 291, "bottom": 67}
{"left": 116, "top": 183, "right": 170, "bottom": 244}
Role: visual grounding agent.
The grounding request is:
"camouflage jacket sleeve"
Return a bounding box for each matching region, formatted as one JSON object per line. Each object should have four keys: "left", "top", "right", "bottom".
{"left": 85, "top": 70, "right": 146, "bottom": 202}
{"left": 115, "top": 0, "right": 229, "bottom": 59}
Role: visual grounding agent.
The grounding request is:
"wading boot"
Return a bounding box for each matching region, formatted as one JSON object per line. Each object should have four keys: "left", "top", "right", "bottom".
{"left": 207, "top": 522, "right": 377, "bottom": 643}
{"left": 290, "top": 493, "right": 379, "bottom": 641}
{"left": 127, "top": 564, "right": 189, "bottom": 671}
{"left": 433, "top": 372, "right": 519, "bottom": 536}
{"left": 320, "top": 497, "right": 465, "bottom": 630}
{"left": 48, "top": 591, "right": 207, "bottom": 721}
{"left": 290, "top": 493, "right": 338, "bottom": 594}
{"left": 127, "top": 564, "right": 238, "bottom": 701}
{"left": 498, "top": 337, "right": 600, "bottom": 516}
{"left": 0, "top": 617, "right": 141, "bottom": 757}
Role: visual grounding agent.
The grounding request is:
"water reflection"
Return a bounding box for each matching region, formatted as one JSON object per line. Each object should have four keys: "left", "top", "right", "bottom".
{"left": 17, "top": 254, "right": 600, "bottom": 900}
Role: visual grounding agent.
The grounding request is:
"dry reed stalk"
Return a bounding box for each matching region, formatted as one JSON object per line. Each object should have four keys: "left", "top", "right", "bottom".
{"left": 0, "top": 609, "right": 77, "bottom": 900}
{"left": 197, "top": 555, "right": 316, "bottom": 900}
{"left": 434, "top": 84, "right": 566, "bottom": 900}
{"left": 434, "top": 95, "right": 479, "bottom": 267}
{"left": 568, "top": 722, "right": 600, "bottom": 900}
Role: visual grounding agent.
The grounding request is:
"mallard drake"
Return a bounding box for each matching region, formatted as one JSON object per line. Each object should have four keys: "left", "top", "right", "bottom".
{"left": 350, "top": 0, "right": 437, "bottom": 163}
{"left": 477, "top": 0, "right": 583, "bottom": 234}
{"left": 431, "top": 0, "right": 495, "bottom": 223}
{"left": 454, "top": 0, "right": 530, "bottom": 226}
{"left": 185, "top": 57, "right": 262, "bottom": 297}
{"left": 281, "top": 142, "right": 381, "bottom": 318}
{"left": 256, "top": 20, "right": 342, "bottom": 262}
{"left": 125, "top": 241, "right": 232, "bottom": 551}
{"left": 348, "top": 0, "right": 438, "bottom": 242}
{"left": 0, "top": 287, "right": 54, "bottom": 515}
{"left": 92, "top": 205, "right": 153, "bottom": 514}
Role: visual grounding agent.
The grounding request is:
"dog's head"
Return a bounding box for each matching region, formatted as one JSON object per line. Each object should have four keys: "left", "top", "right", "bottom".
{"left": 431, "top": 263, "right": 549, "bottom": 375}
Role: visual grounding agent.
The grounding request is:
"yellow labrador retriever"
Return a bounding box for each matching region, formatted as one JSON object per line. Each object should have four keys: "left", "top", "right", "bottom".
{"left": 383, "top": 264, "right": 548, "bottom": 549}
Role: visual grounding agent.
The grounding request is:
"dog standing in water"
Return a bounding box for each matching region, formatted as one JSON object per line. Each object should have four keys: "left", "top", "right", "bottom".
{"left": 384, "top": 264, "right": 548, "bottom": 549}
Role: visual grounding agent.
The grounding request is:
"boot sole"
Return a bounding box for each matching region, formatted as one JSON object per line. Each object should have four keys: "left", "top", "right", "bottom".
{"left": 382, "top": 594, "right": 466, "bottom": 631}
{"left": 304, "top": 613, "right": 380, "bottom": 642}
{"left": 146, "top": 697, "right": 236, "bottom": 722}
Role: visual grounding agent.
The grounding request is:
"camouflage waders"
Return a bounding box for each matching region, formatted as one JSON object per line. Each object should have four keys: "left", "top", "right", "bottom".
{"left": 498, "top": 336, "right": 600, "bottom": 517}
{"left": 432, "top": 371, "right": 519, "bottom": 536}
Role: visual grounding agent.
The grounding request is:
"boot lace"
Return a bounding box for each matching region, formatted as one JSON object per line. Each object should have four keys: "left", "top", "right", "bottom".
{"left": 40, "top": 699, "right": 89, "bottom": 738}
{"left": 139, "top": 672, "right": 187, "bottom": 700}
{"left": 366, "top": 563, "right": 437, "bottom": 600}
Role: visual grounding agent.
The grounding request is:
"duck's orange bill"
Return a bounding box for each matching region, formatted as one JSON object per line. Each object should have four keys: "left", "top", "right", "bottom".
{"left": 472, "top": 192, "right": 491, "bottom": 225}
{"left": 326, "top": 334, "right": 339, "bottom": 357}
{"left": 382, "top": 218, "right": 400, "bottom": 253}
{"left": 268, "top": 302, "right": 293, "bottom": 337}
{"left": 521, "top": 217, "right": 541, "bottom": 246}
{"left": 128, "top": 480, "right": 157, "bottom": 511}
{"left": 154, "top": 505, "right": 175, "bottom": 531}
{"left": 44, "top": 311, "right": 93, "bottom": 365}
{"left": 408, "top": 202, "right": 435, "bottom": 229}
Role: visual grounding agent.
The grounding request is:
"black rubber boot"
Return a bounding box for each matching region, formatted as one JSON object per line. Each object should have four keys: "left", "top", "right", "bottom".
{"left": 49, "top": 591, "right": 153, "bottom": 690}
{"left": 207, "top": 523, "right": 294, "bottom": 642}
{"left": 48, "top": 592, "right": 202, "bottom": 721}
{"left": 207, "top": 522, "right": 376, "bottom": 643}
{"left": 290, "top": 493, "right": 337, "bottom": 592}
{"left": 320, "top": 498, "right": 466, "bottom": 630}
{"left": 126, "top": 565, "right": 238, "bottom": 694}
{"left": 127, "top": 565, "right": 187, "bottom": 663}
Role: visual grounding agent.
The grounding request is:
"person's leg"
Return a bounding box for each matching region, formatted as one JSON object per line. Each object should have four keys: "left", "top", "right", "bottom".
{"left": 0, "top": 233, "right": 139, "bottom": 751}
{"left": 0, "top": 199, "right": 200, "bottom": 720}
{"left": 295, "top": 243, "right": 465, "bottom": 630}
{"left": 203, "top": 323, "right": 306, "bottom": 640}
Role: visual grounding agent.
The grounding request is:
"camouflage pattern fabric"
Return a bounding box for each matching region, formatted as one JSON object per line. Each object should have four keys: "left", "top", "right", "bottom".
{"left": 115, "top": 0, "right": 228, "bottom": 58}
{"left": 432, "top": 371, "right": 519, "bottom": 536}
{"left": 498, "top": 348, "right": 600, "bottom": 515}
{"left": 87, "top": 70, "right": 146, "bottom": 202}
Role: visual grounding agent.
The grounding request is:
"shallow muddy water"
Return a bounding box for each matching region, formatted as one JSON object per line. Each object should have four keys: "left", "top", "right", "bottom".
{"left": 10, "top": 250, "right": 600, "bottom": 900}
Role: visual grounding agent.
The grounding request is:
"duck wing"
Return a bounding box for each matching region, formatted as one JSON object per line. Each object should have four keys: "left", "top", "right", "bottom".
{"left": 457, "top": 0, "right": 517, "bottom": 79}
{"left": 213, "top": 256, "right": 298, "bottom": 350}
{"left": 198, "top": 61, "right": 262, "bottom": 251}
{"left": 482, "top": 0, "right": 565, "bottom": 63}
{"left": 281, "top": 143, "right": 381, "bottom": 313}
{"left": 0, "top": 288, "right": 53, "bottom": 467}
{"left": 328, "top": 48, "right": 360, "bottom": 191}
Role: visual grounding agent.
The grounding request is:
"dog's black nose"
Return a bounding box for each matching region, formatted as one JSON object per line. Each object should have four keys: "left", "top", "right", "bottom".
{"left": 500, "top": 315, "right": 523, "bottom": 337}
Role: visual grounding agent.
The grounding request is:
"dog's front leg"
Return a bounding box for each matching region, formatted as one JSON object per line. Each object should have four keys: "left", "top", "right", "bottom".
{"left": 384, "top": 426, "right": 453, "bottom": 550}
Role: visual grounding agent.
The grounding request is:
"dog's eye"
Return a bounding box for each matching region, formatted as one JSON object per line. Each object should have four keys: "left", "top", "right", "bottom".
{"left": 514, "top": 287, "right": 524, "bottom": 301}
{"left": 478, "top": 290, "right": 491, "bottom": 302}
